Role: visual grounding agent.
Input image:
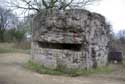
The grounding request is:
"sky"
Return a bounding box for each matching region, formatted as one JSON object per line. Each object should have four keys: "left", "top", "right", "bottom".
{"left": 1, "top": 0, "right": 125, "bottom": 33}
{"left": 88, "top": 0, "right": 125, "bottom": 33}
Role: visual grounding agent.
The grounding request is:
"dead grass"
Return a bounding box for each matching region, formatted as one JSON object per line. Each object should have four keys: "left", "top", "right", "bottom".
{"left": 14, "top": 41, "right": 31, "bottom": 49}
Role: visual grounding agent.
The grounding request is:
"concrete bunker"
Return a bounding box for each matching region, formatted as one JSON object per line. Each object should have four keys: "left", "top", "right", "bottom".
{"left": 31, "top": 9, "right": 110, "bottom": 69}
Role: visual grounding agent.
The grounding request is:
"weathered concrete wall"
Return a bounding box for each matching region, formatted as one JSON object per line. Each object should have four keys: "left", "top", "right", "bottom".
{"left": 31, "top": 9, "right": 110, "bottom": 69}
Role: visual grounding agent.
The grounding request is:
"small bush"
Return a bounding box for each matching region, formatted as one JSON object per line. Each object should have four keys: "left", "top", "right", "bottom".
{"left": 25, "top": 60, "right": 112, "bottom": 77}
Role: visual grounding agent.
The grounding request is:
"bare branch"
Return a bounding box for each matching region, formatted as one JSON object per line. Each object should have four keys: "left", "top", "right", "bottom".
{"left": 5, "top": 0, "right": 101, "bottom": 15}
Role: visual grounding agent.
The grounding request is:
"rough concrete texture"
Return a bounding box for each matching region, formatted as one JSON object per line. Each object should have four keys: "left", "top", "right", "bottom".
{"left": 32, "top": 9, "right": 110, "bottom": 69}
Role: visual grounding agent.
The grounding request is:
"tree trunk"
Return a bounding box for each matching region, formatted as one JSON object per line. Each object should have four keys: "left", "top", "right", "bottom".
{"left": 0, "top": 29, "right": 5, "bottom": 42}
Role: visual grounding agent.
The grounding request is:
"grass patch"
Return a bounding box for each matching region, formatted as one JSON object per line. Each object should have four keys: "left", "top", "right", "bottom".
{"left": 25, "top": 60, "right": 63, "bottom": 75}
{"left": 0, "top": 47, "right": 30, "bottom": 54}
{"left": 0, "top": 48, "right": 16, "bottom": 53}
{"left": 25, "top": 60, "right": 112, "bottom": 77}
{"left": 0, "top": 48, "right": 30, "bottom": 54}
{"left": 0, "top": 43, "right": 30, "bottom": 54}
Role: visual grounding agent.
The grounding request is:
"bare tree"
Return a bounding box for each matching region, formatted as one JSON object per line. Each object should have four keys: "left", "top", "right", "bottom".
{"left": 117, "top": 30, "right": 125, "bottom": 44}
{"left": 7, "top": 0, "right": 101, "bottom": 13}
{"left": 0, "top": 6, "right": 17, "bottom": 42}
{"left": 70, "top": 0, "right": 101, "bottom": 8}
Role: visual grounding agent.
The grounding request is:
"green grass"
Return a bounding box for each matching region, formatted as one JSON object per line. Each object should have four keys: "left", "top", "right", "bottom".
{"left": 0, "top": 43, "right": 30, "bottom": 54}
{"left": 25, "top": 60, "right": 63, "bottom": 75}
{"left": 0, "top": 48, "right": 16, "bottom": 53}
{"left": 0, "top": 48, "right": 30, "bottom": 54}
{"left": 25, "top": 60, "right": 112, "bottom": 77}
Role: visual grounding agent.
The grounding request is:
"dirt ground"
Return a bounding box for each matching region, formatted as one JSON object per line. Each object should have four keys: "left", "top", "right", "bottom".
{"left": 0, "top": 53, "right": 125, "bottom": 84}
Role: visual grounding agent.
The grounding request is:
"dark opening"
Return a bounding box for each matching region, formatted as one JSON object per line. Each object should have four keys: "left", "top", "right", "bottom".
{"left": 108, "top": 52, "right": 122, "bottom": 63}
{"left": 38, "top": 42, "right": 82, "bottom": 51}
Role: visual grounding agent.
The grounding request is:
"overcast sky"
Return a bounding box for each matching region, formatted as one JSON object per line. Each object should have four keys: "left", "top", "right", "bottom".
{"left": 89, "top": 0, "right": 125, "bottom": 33}
{"left": 1, "top": 0, "right": 125, "bottom": 33}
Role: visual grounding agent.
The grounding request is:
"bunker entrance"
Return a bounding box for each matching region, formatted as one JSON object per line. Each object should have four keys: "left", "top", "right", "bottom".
{"left": 38, "top": 41, "right": 82, "bottom": 51}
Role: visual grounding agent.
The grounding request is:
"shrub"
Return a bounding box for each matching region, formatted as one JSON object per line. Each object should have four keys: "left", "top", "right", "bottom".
{"left": 3, "top": 29, "right": 25, "bottom": 42}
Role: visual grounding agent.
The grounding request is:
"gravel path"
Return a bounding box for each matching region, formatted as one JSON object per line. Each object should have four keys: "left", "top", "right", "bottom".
{"left": 0, "top": 53, "right": 124, "bottom": 84}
